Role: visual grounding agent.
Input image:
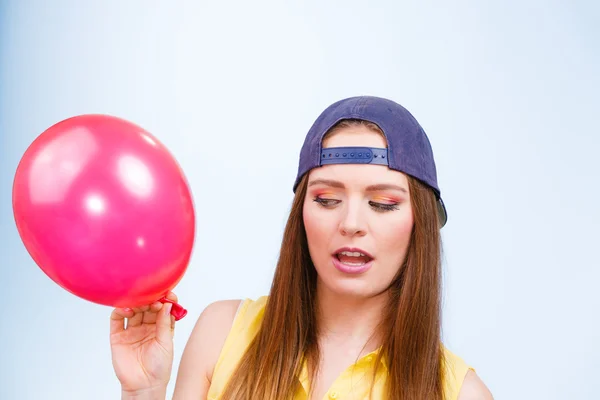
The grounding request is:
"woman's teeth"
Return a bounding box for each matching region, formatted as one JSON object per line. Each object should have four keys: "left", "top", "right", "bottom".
{"left": 339, "top": 251, "right": 365, "bottom": 257}
{"left": 341, "top": 260, "right": 366, "bottom": 266}
{"left": 336, "top": 251, "right": 371, "bottom": 266}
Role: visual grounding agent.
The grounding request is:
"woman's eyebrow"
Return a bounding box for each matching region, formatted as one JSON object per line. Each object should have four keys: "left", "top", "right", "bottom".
{"left": 308, "top": 179, "right": 407, "bottom": 193}
{"left": 308, "top": 179, "right": 345, "bottom": 188}
{"left": 365, "top": 184, "right": 407, "bottom": 193}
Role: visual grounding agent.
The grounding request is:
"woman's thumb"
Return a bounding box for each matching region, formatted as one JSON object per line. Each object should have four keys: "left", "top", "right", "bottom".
{"left": 156, "top": 302, "right": 174, "bottom": 345}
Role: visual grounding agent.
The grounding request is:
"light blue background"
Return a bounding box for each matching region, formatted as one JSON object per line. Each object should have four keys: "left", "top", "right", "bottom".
{"left": 1, "top": 1, "right": 598, "bottom": 399}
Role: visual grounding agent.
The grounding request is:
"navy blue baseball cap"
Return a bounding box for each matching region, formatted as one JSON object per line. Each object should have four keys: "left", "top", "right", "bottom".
{"left": 293, "top": 95, "right": 448, "bottom": 228}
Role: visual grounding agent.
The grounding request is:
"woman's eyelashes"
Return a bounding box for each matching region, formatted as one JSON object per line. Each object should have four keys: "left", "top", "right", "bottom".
{"left": 369, "top": 195, "right": 401, "bottom": 212}
{"left": 369, "top": 201, "right": 400, "bottom": 212}
{"left": 313, "top": 195, "right": 340, "bottom": 208}
{"left": 312, "top": 194, "right": 401, "bottom": 212}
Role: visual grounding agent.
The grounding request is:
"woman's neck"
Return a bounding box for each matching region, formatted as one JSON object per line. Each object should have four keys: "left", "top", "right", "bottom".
{"left": 315, "top": 282, "right": 388, "bottom": 350}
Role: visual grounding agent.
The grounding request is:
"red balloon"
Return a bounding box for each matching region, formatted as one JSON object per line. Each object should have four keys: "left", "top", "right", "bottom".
{"left": 12, "top": 114, "right": 195, "bottom": 320}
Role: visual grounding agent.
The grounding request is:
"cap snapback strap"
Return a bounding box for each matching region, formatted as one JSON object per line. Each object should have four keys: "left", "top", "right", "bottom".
{"left": 320, "top": 147, "right": 388, "bottom": 166}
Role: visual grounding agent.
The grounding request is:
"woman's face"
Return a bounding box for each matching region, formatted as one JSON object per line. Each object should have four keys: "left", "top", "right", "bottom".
{"left": 303, "top": 125, "right": 414, "bottom": 298}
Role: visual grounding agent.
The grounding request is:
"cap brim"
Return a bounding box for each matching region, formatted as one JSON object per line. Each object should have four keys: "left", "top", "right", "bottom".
{"left": 437, "top": 198, "right": 448, "bottom": 228}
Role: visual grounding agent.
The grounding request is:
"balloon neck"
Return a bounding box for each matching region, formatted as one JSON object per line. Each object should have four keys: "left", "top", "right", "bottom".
{"left": 159, "top": 297, "right": 188, "bottom": 321}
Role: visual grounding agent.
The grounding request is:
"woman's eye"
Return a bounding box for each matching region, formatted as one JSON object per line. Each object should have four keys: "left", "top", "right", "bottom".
{"left": 369, "top": 201, "right": 400, "bottom": 212}
{"left": 314, "top": 197, "right": 399, "bottom": 212}
{"left": 313, "top": 197, "right": 340, "bottom": 208}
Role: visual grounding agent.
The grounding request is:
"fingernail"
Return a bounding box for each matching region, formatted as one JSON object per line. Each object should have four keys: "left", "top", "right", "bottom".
{"left": 124, "top": 308, "right": 133, "bottom": 312}
{"left": 165, "top": 303, "right": 173, "bottom": 313}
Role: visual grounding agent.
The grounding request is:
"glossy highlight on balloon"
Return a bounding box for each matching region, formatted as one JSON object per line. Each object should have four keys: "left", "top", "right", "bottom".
{"left": 12, "top": 114, "right": 195, "bottom": 320}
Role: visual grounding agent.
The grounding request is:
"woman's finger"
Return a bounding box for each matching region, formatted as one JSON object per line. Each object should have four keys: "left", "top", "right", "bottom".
{"left": 117, "top": 299, "right": 176, "bottom": 329}
{"left": 165, "top": 291, "right": 178, "bottom": 303}
{"left": 141, "top": 302, "right": 164, "bottom": 325}
{"left": 149, "top": 301, "right": 162, "bottom": 312}
{"left": 126, "top": 310, "right": 145, "bottom": 328}
{"left": 110, "top": 308, "right": 134, "bottom": 335}
{"left": 131, "top": 304, "right": 150, "bottom": 314}
{"left": 156, "top": 303, "right": 174, "bottom": 346}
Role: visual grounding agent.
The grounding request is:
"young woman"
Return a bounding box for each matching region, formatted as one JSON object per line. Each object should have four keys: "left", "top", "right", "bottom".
{"left": 110, "top": 96, "right": 494, "bottom": 399}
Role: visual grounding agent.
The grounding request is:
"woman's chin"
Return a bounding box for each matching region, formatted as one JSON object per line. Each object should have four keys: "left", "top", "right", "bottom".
{"left": 317, "top": 276, "right": 380, "bottom": 298}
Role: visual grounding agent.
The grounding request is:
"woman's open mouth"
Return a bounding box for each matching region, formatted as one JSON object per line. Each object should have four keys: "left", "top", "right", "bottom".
{"left": 332, "top": 248, "right": 374, "bottom": 274}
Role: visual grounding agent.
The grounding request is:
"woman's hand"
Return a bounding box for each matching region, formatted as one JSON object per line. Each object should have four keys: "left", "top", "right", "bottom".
{"left": 110, "top": 292, "right": 178, "bottom": 396}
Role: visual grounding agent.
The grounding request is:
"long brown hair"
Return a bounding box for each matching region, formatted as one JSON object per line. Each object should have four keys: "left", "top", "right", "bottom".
{"left": 220, "top": 120, "right": 446, "bottom": 399}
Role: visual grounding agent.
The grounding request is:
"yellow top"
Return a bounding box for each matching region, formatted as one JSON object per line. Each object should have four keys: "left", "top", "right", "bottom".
{"left": 207, "top": 296, "right": 474, "bottom": 400}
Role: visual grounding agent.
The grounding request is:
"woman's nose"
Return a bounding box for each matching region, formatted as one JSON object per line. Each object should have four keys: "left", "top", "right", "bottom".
{"left": 339, "top": 204, "right": 367, "bottom": 237}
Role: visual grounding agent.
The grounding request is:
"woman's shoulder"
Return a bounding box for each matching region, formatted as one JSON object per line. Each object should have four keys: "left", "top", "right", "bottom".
{"left": 172, "top": 298, "right": 245, "bottom": 398}
{"left": 192, "top": 295, "right": 268, "bottom": 331}
{"left": 212, "top": 295, "right": 269, "bottom": 345}
{"left": 194, "top": 295, "right": 269, "bottom": 358}
{"left": 186, "top": 295, "right": 267, "bottom": 349}
{"left": 442, "top": 345, "right": 471, "bottom": 375}
{"left": 183, "top": 298, "right": 245, "bottom": 358}
{"left": 188, "top": 298, "right": 246, "bottom": 346}
{"left": 195, "top": 296, "right": 268, "bottom": 398}
{"left": 441, "top": 345, "right": 493, "bottom": 400}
